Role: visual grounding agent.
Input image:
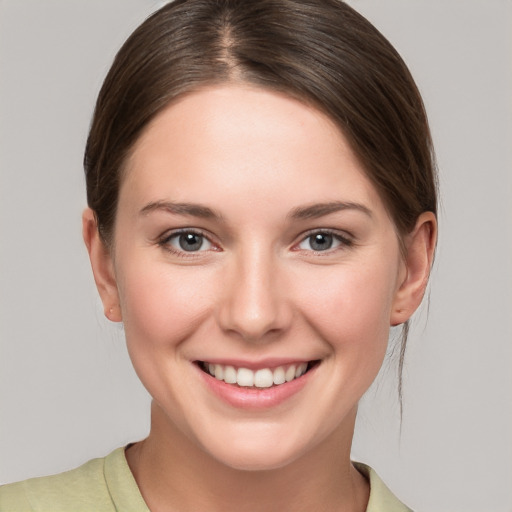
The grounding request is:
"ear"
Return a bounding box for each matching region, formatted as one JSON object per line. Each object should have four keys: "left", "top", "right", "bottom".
{"left": 391, "top": 212, "right": 437, "bottom": 326}
{"left": 82, "top": 208, "right": 122, "bottom": 322}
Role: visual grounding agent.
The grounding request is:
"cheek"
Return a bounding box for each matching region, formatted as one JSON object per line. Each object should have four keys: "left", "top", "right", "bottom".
{"left": 116, "top": 257, "right": 216, "bottom": 349}
{"left": 113, "top": 257, "right": 221, "bottom": 422}
{"left": 296, "top": 260, "right": 399, "bottom": 354}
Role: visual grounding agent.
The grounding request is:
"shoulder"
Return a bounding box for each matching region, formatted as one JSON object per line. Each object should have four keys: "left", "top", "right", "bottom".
{"left": 353, "top": 462, "right": 413, "bottom": 512}
{"left": 0, "top": 447, "right": 148, "bottom": 512}
{"left": 0, "top": 456, "right": 110, "bottom": 512}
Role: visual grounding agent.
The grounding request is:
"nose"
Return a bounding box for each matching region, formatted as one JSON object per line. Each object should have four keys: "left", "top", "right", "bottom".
{"left": 217, "top": 246, "right": 292, "bottom": 343}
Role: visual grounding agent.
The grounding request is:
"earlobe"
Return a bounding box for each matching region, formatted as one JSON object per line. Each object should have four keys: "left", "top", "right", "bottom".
{"left": 391, "top": 212, "right": 437, "bottom": 326}
{"left": 82, "top": 208, "right": 122, "bottom": 322}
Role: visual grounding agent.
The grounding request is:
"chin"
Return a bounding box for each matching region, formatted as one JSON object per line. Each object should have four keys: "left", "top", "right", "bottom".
{"left": 211, "top": 445, "right": 301, "bottom": 472}
{"left": 196, "top": 426, "right": 312, "bottom": 472}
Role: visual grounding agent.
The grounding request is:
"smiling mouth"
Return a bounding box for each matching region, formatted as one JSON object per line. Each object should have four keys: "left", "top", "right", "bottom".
{"left": 198, "top": 361, "right": 319, "bottom": 388}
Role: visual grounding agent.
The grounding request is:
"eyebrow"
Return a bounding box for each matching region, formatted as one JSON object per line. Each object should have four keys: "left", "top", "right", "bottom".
{"left": 289, "top": 201, "right": 373, "bottom": 220}
{"left": 139, "top": 201, "right": 223, "bottom": 220}
{"left": 140, "top": 200, "right": 372, "bottom": 221}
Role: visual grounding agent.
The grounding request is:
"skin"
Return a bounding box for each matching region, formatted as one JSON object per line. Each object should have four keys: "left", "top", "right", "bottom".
{"left": 83, "top": 85, "right": 436, "bottom": 512}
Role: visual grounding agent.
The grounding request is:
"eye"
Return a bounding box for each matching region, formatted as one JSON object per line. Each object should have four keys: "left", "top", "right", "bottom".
{"left": 163, "top": 231, "right": 213, "bottom": 253}
{"left": 297, "top": 231, "right": 350, "bottom": 252}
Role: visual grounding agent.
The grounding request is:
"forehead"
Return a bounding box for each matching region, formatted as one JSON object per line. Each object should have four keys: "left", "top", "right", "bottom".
{"left": 121, "top": 85, "right": 387, "bottom": 218}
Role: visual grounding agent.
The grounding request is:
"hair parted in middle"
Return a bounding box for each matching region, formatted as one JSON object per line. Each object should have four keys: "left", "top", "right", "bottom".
{"left": 85, "top": 0, "right": 436, "bottom": 246}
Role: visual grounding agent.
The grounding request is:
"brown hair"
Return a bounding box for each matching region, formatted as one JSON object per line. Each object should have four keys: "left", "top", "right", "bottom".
{"left": 84, "top": 0, "right": 437, "bottom": 405}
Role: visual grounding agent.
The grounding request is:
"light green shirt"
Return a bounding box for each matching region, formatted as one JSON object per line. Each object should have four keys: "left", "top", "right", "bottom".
{"left": 0, "top": 448, "right": 412, "bottom": 511}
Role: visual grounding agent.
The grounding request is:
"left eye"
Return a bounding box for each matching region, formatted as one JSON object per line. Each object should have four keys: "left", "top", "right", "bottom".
{"left": 166, "top": 232, "right": 213, "bottom": 252}
{"left": 298, "top": 232, "right": 343, "bottom": 252}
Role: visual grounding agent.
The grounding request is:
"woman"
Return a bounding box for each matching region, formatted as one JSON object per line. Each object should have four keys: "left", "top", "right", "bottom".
{"left": 0, "top": 0, "right": 437, "bottom": 510}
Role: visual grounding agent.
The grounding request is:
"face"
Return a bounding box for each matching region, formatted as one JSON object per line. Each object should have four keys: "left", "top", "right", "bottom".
{"left": 99, "top": 85, "right": 410, "bottom": 470}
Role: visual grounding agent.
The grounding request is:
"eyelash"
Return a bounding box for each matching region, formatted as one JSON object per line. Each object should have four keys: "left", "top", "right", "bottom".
{"left": 294, "top": 229, "right": 354, "bottom": 254}
{"left": 157, "top": 228, "right": 354, "bottom": 257}
{"left": 157, "top": 229, "right": 217, "bottom": 257}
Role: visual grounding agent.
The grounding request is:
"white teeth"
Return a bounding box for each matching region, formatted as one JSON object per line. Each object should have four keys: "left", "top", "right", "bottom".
{"left": 295, "top": 363, "right": 307, "bottom": 378}
{"left": 237, "top": 367, "right": 254, "bottom": 387}
{"left": 285, "top": 365, "right": 296, "bottom": 382}
{"left": 254, "top": 369, "right": 273, "bottom": 388}
{"left": 204, "top": 362, "right": 311, "bottom": 388}
{"left": 273, "top": 366, "right": 286, "bottom": 385}
{"left": 214, "top": 364, "right": 224, "bottom": 381}
{"left": 223, "top": 365, "right": 237, "bottom": 384}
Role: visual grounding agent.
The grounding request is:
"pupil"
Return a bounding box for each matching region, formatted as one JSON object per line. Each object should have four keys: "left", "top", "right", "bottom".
{"left": 179, "top": 233, "right": 203, "bottom": 251}
{"left": 311, "top": 233, "right": 332, "bottom": 251}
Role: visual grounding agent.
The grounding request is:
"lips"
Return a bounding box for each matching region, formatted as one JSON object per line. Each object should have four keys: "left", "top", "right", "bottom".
{"left": 195, "top": 359, "right": 319, "bottom": 409}
{"left": 199, "top": 361, "right": 316, "bottom": 388}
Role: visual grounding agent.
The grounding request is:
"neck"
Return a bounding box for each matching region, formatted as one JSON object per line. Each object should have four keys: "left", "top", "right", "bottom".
{"left": 126, "top": 402, "right": 369, "bottom": 512}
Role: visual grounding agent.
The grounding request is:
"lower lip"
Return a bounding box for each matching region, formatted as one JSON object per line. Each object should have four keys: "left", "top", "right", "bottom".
{"left": 196, "top": 364, "right": 316, "bottom": 410}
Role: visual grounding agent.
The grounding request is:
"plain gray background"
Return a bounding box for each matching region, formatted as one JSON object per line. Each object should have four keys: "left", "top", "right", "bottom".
{"left": 1, "top": 1, "right": 511, "bottom": 511}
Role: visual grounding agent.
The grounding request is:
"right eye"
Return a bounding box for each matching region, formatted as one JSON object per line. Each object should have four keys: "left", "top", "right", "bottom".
{"left": 160, "top": 230, "right": 214, "bottom": 254}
